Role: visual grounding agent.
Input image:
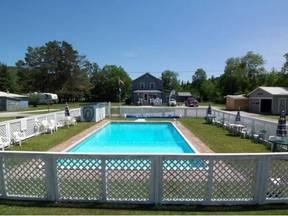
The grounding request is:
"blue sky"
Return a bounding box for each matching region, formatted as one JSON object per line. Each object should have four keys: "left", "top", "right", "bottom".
{"left": 0, "top": 0, "right": 288, "bottom": 81}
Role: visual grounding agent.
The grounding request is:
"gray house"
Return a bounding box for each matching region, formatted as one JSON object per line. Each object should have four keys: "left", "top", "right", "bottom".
{"left": 132, "top": 73, "right": 163, "bottom": 105}
{"left": 248, "top": 87, "right": 288, "bottom": 114}
{"left": 0, "top": 91, "right": 29, "bottom": 111}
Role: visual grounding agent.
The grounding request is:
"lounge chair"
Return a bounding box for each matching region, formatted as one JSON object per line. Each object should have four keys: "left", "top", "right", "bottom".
{"left": 253, "top": 129, "right": 267, "bottom": 143}
{"left": 49, "top": 120, "right": 59, "bottom": 132}
{"left": 0, "top": 136, "right": 10, "bottom": 150}
{"left": 240, "top": 128, "right": 252, "bottom": 138}
{"left": 12, "top": 131, "right": 25, "bottom": 146}
{"left": 40, "top": 120, "right": 55, "bottom": 134}
{"left": 64, "top": 116, "right": 77, "bottom": 127}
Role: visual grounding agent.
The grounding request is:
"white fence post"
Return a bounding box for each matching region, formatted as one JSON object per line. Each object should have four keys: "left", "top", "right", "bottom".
{"left": 101, "top": 156, "right": 107, "bottom": 201}
{"left": 45, "top": 154, "right": 58, "bottom": 201}
{"left": 152, "top": 156, "right": 162, "bottom": 204}
{"left": 207, "top": 158, "right": 214, "bottom": 202}
{"left": 0, "top": 156, "right": 6, "bottom": 198}
{"left": 255, "top": 156, "right": 270, "bottom": 204}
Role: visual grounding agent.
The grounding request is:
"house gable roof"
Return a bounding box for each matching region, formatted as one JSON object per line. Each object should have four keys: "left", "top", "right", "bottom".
{"left": 133, "top": 73, "right": 161, "bottom": 82}
{"left": 248, "top": 87, "right": 288, "bottom": 97}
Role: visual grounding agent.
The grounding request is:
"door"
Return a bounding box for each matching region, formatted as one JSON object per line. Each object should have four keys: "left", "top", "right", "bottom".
{"left": 260, "top": 99, "right": 272, "bottom": 113}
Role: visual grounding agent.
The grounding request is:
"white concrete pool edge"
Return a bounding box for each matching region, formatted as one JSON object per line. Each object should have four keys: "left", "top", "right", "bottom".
{"left": 63, "top": 120, "right": 199, "bottom": 154}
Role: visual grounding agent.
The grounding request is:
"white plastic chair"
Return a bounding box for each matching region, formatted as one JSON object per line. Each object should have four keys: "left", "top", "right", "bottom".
{"left": 49, "top": 120, "right": 58, "bottom": 132}
{"left": 0, "top": 136, "right": 10, "bottom": 150}
{"left": 12, "top": 131, "right": 25, "bottom": 146}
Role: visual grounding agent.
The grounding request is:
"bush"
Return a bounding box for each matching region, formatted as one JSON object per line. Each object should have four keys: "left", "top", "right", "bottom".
{"left": 29, "top": 94, "right": 40, "bottom": 107}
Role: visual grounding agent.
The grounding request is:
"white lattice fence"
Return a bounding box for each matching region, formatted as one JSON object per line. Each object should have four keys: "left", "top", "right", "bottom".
{"left": 119, "top": 107, "right": 207, "bottom": 118}
{"left": 0, "top": 152, "right": 288, "bottom": 205}
{"left": 213, "top": 109, "right": 278, "bottom": 138}
{"left": 0, "top": 108, "right": 81, "bottom": 145}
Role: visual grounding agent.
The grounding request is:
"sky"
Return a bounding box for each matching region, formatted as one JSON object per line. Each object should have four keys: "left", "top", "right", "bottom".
{"left": 0, "top": 0, "right": 288, "bottom": 81}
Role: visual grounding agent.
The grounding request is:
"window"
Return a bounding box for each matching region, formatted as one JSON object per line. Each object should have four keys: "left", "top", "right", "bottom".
{"left": 140, "top": 82, "right": 145, "bottom": 89}
{"left": 150, "top": 82, "right": 155, "bottom": 89}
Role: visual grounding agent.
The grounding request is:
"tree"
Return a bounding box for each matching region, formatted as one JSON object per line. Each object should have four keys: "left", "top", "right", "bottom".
{"left": 90, "top": 65, "right": 132, "bottom": 102}
{"left": 16, "top": 40, "right": 92, "bottom": 101}
{"left": 161, "top": 70, "right": 179, "bottom": 93}
{"left": 192, "top": 68, "right": 207, "bottom": 88}
{"left": 200, "top": 79, "right": 216, "bottom": 101}
{"left": 282, "top": 53, "right": 288, "bottom": 74}
{"left": 192, "top": 68, "right": 207, "bottom": 101}
{"left": 0, "top": 63, "right": 15, "bottom": 92}
{"left": 218, "top": 51, "right": 265, "bottom": 96}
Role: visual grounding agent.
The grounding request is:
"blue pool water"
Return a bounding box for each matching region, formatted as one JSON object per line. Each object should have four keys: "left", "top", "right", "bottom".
{"left": 68, "top": 122, "right": 195, "bottom": 153}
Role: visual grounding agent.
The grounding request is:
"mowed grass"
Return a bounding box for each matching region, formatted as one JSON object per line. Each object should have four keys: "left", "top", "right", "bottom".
{"left": 1, "top": 203, "right": 288, "bottom": 215}
{"left": 179, "top": 118, "right": 270, "bottom": 153}
{"left": 19, "top": 102, "right": 84, "bottom": 112}
{"left": 9, "top": 122, "right": 95, "bottom": 151}
{"left": 0, "top": 116, "right": 17, "bottom": 122}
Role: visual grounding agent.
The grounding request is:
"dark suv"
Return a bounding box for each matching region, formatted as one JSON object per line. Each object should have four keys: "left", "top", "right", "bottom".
{"left": 185, "top": 97, "right": 199, "bottom": 107}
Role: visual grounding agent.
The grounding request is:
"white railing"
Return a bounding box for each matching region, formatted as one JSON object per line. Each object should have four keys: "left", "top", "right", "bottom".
{"left": 0, "top": 151, "right": 288, "bottom": 205}
{"left": 118, "top": 106, "right": 207, "bottom": 118}
{"left": 114, "top": 106, "right": 279, "bottom": 139}
{"left": 0, "top": 108, "right": 81, "bottom": 144}
{"left": 212, "top": 109, "right": 278, "bottom": 139}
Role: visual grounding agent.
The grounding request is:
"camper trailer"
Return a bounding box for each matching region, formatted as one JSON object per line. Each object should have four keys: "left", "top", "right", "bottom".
{"left": 28, "top": 93, "right": 58, "bottom": 104}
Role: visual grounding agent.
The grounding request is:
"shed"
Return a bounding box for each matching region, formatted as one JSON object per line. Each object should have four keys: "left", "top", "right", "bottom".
{"left": 247, "top": 87, "right": 288, "bottom": 114}
{"left": 0, "top": 91, "right": 29, "bottom": 111}
{"left": 225, "top": 95, "right": 249, "bottom": 111}
{"left": 176, "top": 92, "right": 192, "bottom": 102}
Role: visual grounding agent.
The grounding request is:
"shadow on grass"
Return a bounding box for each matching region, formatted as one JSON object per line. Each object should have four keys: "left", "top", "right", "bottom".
{"left": 1, "top": 200, "right": 288, "bottom": 214}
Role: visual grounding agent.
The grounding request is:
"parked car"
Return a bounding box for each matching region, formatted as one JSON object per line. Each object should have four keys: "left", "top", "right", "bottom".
{"left": 185, "top": 97, "right": 199, "bottom": 107}
{"left": 168, "top": 98, "right": 177, "bottom": 106}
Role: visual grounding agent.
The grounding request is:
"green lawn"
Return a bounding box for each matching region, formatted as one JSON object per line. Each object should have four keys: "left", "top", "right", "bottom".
{"left": 199, "top": 102, "right": 225, "bottom": 109}
{"left": 1, "top": 202, "right": 288, "bottom": 215}
{"left": 9, "top": 122, "right": 95, "bottom": 151}
{"left": 0, "top": 116, "right": 17, "bottom": 122}
{"left": 18, "top": 102, "right": 84, "bottom": 112}
{"left": 180, "top": 118, "right": 270, "bottom": 153}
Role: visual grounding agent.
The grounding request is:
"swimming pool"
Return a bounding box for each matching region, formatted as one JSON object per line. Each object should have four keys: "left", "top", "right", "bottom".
{"left": 67, "top": 122, "right": 195, "bottom": 153}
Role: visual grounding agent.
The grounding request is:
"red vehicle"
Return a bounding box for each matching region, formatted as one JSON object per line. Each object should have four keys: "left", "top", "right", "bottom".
{"left": 185, "top": 97, "right": 199, "bottom": 107}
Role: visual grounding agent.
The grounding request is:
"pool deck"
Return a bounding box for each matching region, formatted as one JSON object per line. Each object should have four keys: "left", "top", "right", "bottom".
{"left": 49, "top": 119, "right": 213, "bottom": 153}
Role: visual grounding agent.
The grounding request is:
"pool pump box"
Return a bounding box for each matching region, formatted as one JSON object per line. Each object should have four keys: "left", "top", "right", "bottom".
{"left": 81, "top": 104, "right": 106, "bottom": 122}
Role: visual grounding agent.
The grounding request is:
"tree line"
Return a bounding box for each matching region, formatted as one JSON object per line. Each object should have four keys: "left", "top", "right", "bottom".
{"left": 0, "top": 40, "right": 287, "bottom": 103}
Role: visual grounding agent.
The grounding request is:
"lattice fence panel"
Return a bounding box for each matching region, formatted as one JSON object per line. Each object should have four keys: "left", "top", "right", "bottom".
{"left": 0, "top": 124, "right": 7, "bottom": 138}
{"left": 9, "top": 121, "right": 21, "bottom": 140}
{"left": 26, "top": 118, "right": 36, "bottom": 137}
{"left": 46, "top": 114, "right": 55, "bottom": 121}
{"left": 56, "top": 112, "right": 65, "bottom": 122}
{"left": 175, "top": 108, "right": 185, "bottom": 117}
{"left": 70, "top": 109, "right": 80, "bottom": 117}
{"left": 106, "top": 158, "right": 151, "bottom": 202}
{"left": 212, "top": 159, "right": 257, "bottom": 201}
{"left": 2, "top": 156, "right": 47, "bottom": 199}
{"left": 162, "top": 159, "right": 209, "bottom": 202}
{"left": 36, "top": 116, "right": 47, "bottom": 123}
{"left": 266, "top": 159, "right": 288, "bottom": 200}
{"left": 186, "top": 108, "right": 197, "bottom": 117}
{"left": 56, "top": 157, "right": 103, "bottom": 201}
{"left": 196, "top": 109, "right": 207, "bottom": 117}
